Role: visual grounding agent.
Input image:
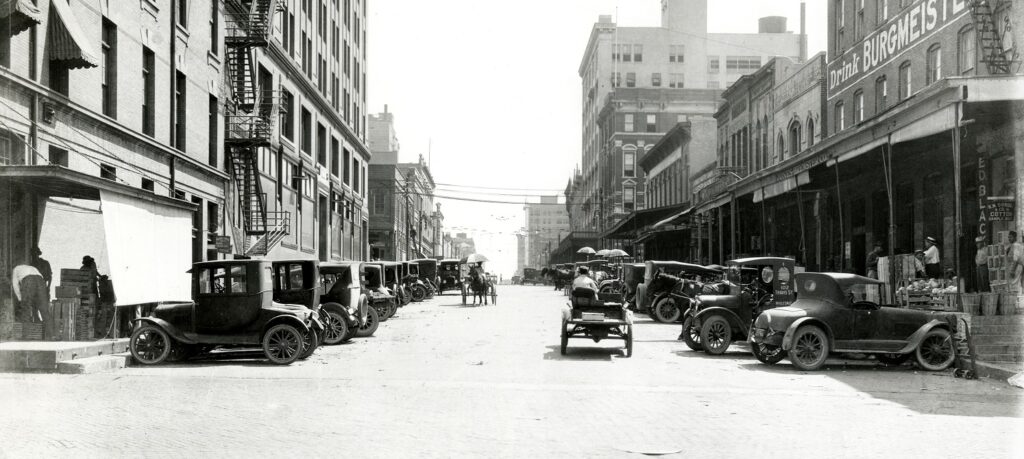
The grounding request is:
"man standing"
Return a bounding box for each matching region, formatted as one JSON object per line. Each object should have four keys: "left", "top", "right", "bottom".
{"left": 923, "top": 237, "right": 942, "bottom": 279}
{"left": 975, "top": 235, "right": 990, "bottom": 293}
{"left": 1007, "top": 231, "right": 1024, "bottom": 294}
{"left": 30, "top": 247, "right": 52, "bottom": 290}
{"left": 866, "top": 243, "right": 883, "bottom": 279}
{"left": 12, "top": 261, "right": 53, "bottom": 340}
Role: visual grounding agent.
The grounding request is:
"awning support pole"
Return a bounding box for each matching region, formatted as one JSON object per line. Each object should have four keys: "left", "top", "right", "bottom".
{"left": 760, "top": 192, "right": 767, "bottom": 256}
{"left": 883, "top": 138, "right": 897, "bottom": 303}
{"left": 796, "top": 185, "right": 807, "bottom": 266}
{"left": 953, "top": 101, "right": 963, "bottom": 307}
{"left": 730, "top": 194, "right": 736, "bottom": 259}
{"left": 834, "top": 162, "right": 845, "bottom": 271}
{"left": 717, "top": 207, "right": 724, "bottom": 263}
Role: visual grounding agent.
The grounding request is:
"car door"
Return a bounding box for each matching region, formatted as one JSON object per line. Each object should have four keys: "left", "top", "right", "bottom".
{"left": 195, "top": 263, "right": 259, "bottom": 335}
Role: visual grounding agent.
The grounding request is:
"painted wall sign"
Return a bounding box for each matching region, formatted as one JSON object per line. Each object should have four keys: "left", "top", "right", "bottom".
{"left": 827, "top": 0, "right": 971, "bottom": 98}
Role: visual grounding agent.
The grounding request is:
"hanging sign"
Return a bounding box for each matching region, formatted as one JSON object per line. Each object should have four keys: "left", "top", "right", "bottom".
{"left": 986, "top": 201, "right": 1015, "bottom": 221}
{"left": 215, "top": 236, "right": 232, "bottom": 254}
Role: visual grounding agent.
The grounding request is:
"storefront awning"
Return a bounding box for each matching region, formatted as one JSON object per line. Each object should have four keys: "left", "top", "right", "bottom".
{"left": 753, "top": 171, "right": 810, "bottom": 203}
{"left": 694, "top": 193, "right": 730, "bottom": 215}
{"left": 47, "top": 0, "right": 99, "bottom": 69}
{"left": 601, "top": 204, "right": 689, "bottom": 240}
{"left": 651, "top": 206, "right": 694, "bottom": 229}
{"left": 0, "top": 0, "right": 43, "bottom": 35}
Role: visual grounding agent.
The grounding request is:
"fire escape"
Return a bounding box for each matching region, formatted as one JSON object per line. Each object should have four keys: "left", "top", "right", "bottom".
{"left": 224, "top": 0, "right": 289, "bottom": 256}
{"left": 971, "top": 1, "right": 1019, "bottom": 74}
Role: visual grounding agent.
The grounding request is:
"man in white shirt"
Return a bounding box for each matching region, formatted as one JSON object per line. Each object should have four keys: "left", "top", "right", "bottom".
{"left": 12, "top": 262, "right": 53, "bottom": 340}
{"left": 572, "top": 266, "right": 599, "bottom": 292}
{"left": 1007, "top": 231, "right": 1024, "bottom": 294}
{"left": 923, "top": 237, "right": 942, "bottom": 279}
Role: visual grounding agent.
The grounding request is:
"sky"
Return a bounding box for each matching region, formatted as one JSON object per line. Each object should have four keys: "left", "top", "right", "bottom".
{"left": 366, "top": 0, "right": 828, "bottom": 277}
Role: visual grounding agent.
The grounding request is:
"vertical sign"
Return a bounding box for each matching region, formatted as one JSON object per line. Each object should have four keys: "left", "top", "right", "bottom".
{"left": 978, "top": 156, "right": 989, "bottom": 239}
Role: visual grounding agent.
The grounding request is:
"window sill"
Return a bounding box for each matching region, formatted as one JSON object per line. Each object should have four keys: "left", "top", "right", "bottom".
{"left": 141, "top": 0, "right": 159, "bottom": 18}
{"left": 207, "top": 51, "right": 221, "bottom": 67}
{"left": 175, "top": 23, "right": 190, "bottom": 40}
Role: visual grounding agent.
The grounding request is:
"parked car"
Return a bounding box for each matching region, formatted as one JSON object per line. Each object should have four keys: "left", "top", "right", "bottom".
{"left": 619, "top": 263, "right": 647, "bottom": 307}
{"left": 319, "top": 262, "right": 378, "bottom": 341}
{"left": 438, "top": 259, "right": 462, "bottom": 295}
{"left": 381, "top": 262, "right": 410, "bottom": 306}
{"left": 130, "top": 260, "right": 324, "bottom": 365}
{"left": 522, "top": 268, "right": 545, "bottom": 285}
{"left": 271, "top": 260, "right": 328, "bottom": 354}
{"left": 749, "top": 272, "right": 957, "bottom": 371}
{"left": 642, "top": 262, "right": 722, "bottom": 323}
{"left": 413, "top": 259, "right": 439, "bottom": 297}
{"left": 363, "top": 262, "right": 397, "bottom": 320}
{"left": 684, "top": 257, "right": 797, "bottom": 354}
{"left": 404, "top": 261, "right": 430, "bottom": 302}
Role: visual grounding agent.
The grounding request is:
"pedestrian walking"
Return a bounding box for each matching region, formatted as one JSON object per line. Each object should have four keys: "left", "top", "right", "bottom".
{"left": 866, "top": 243, "right": 882, "bottom": 279}
{"left": 12, "top": 261, "right": 54, "bottom": 340}
{"left": 923, "top": 237, "right": 942, "bottom": 279}
{"left": 1007, "top": 231, "right": 1024, "bottom": 294}
{"left": 974, "top": 235, "right": 990, "bottom": 293}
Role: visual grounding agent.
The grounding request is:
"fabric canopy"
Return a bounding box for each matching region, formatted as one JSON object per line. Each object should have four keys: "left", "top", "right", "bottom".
{"left": 0, "top": 0, "right": 43, "bottom": 35}
{"left": 100, "top": 190, "right": 192, "bottom": 306}
{"left": 47, "top": 0, "right": 99, "bottom": 69}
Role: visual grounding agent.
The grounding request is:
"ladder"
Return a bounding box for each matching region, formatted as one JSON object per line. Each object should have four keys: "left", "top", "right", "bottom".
{"left": 970, "top": 1, "right": 1018, "bottom": 75}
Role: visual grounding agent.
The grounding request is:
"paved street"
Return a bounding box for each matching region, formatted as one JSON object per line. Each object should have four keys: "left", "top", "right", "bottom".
{"left": 0, "top": 285, "right": 1022, "bottom": 458}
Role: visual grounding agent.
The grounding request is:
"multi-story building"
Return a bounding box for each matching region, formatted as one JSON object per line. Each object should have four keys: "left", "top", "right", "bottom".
{"left": 450, "top": 232, "right": 476, "bottom": 260}
{"left": 367, "top": 136, "right": 438, "bottom": 261}
{"left": 525, "top": 196, "right": 570, "bottom": 269}
{"left": 569, "top": 0, "right": 805, "bottom": 254}
{"left": 398, "top": 157, "right": 437, "bottom": 259}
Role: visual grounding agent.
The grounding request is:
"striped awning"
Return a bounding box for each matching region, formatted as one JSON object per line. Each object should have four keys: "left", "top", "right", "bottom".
{"left": 0, "top": 0, "right": 43, "bottom": 35}
{"left": 47, "top": 0, "right": 99, "bottom": 69}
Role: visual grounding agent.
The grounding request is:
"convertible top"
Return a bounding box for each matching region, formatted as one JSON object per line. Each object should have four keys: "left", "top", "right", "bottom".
{"left": 728, "top": 257, "right": 795, "bottom": 266}
{"left": 644, "top": 260, "right": 721, "bottom": 275}
{"left": 795, "top": 272, "right": 882, "bottom": 300}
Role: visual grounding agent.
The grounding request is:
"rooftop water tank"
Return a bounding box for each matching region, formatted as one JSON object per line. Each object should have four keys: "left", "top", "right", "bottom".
{"left": 759, "top": 16, "right": 787, "bottom": 34}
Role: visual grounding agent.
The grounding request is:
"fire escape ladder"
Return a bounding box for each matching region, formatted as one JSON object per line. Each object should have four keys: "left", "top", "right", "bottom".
{"left": 970, "top": 1, "right": 1017, "bottom": 75}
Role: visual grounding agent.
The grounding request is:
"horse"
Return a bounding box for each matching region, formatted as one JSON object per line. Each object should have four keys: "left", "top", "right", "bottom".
{"left": 543, "top": 268, "right": 572, "bottom": 291}
{"left": 469, "top": 271, "right": 490, "bottom": 305}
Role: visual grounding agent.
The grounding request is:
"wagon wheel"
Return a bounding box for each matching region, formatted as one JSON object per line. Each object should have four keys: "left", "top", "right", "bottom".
{"left": 560, "top": 320, "right": 569, "bottom": 355}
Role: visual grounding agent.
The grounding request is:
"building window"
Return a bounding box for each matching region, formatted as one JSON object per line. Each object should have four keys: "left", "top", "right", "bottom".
{"left": 331, "top": 137, "right": 340, "bottom": 177}
{"left": 708, "top": 57, "right": 720, "bottom": 73}
{"left": 898, "top": 61, "right": 911, "bottom": 100}
{"left": 611, "top": 72, "right": 621, "bottom": 88}
{"left": 623, "top": 185, "right": 635, "bottom": 212}
{"left": 725, "top": 56, "right": 761, "bottom": 73}
{"left": 48, "top": 59, "right": 69, "bottom": 96}
{"left": 177, "top": 0, "right": 188, "bottom": 28}
{"left": 633, "top": 44, "right": 643, "bottom": 62}
{"left": 142, "top": 48, "right": 155, "bottom": 136}
{"left": 646, "top": 114, "right": 656, "bottom": 133}
{"left": 316, "top": 123, "right": 327, "bottom": 166}
{"left": 926, "top": 44, "right": 941, "bottom": 84}
{"left": 210, "top": 1, "right": 219, "bottom": 55}
{"left": 807, "top": 117, "right": 816, "bottom": 147}
{"left": 100, "top": 164, "right": 116, "bottom": 181}
{"left": 788, "top": 121, "right": 801, "bottom": 159}
{"left": 301, "top": 107, "right": 312, "bottom": 155}
{"left": 624, "top": 114, "right": 634, "bottom": 132}
{"left": 958, "top": 26, "right": 976, "bottom": 75}
{"left": 875, "top": 75, "right": 887, "bottom": 113}
{"left": 669, "top": 73, "right": 684, "bottom": 88}
{"left": 876, "top": 0, "right": 888, "bottom": 24}
{"left": 48, "top": 145, "right": 68, "bottom": 167}
{"left": 101, "top": 19, "right": 117, "bottom": 118}
{"left": 142, "top": 178, "right": 154, "bottom": 192}
{"left": 669, "top": 45, "right": 684, "bottom": 63}
{"left": 282, "top": 90, "right": 294, "bottom": 140}
{"left": 776, "top": 134, "right": 785, "bottom": 164}
{"left": 835, "top": 101, "right": 845, "bottom": 133}
{"left": 208, "top": 95, "right": 218, "bottom": 167}
{"left": 623, "top": 149, "right": 636, "bottom": 177}
{"left": 175, "top": 71, "right": 187, "bottom": 151}
{"left": 854, "top": 89, "right": 864, "bottom": 123}
{"left": 343, "top": 148, "right": 351, "bottom": 185}
{"left": 626, "top": 72, "right": 636, "bottom": 88}
{"left": 651, "top": 73, "right": 661, "bottom": 87}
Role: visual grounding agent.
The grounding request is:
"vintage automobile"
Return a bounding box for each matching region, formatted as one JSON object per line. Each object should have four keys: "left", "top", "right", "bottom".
{"left": 685, "top": 257, "right": 797, "bottom": 354}
{"left": 413, "top": 259, "right": 439, "bottom": 298}
{"left": 560, "top": 288, "right": 634, "bottom": 357}
{"left": 749, "top": 272, "right": 958, "bottom": 371}
{"left": 319, "top": 262, "right": 378, "bottom": 341}
{"left": 130, "top": 259, "right": 324, "bottom": 365}
{"left": 634, "top": 261, "right": 717, "bottom": 319}
{"left": 522, "top": 268, "right": 545, "bottom": 286}
{"left": 381, "top": 262, "right": 410, "bottom": 306}
{"left": 438, "top": 259, "right": 463, "bottom": 295}
{"left": 620, "top": 263, "right": 647, "bottom": 307}
{"left": 643, "top": 262, "right": 722, "bottom": 324}
{"left": 404, "top": 261, "right": 430, "bottom": 302}
{"left": 270, "top": 260, "right": 339, "bottom": 350}
{"left": 363, "top": 262, "right": 397, "bottom": 320}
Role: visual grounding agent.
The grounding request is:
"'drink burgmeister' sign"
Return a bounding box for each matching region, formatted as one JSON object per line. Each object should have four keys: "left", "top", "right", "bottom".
{"left": 827, "top": 0, "right": 971, "bottom": 98}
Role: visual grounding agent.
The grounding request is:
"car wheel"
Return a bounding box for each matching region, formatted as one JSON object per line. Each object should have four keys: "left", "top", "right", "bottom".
{"left": 788, "top": 325, "right": 829, "bottom": 371}
{"left": 654, "top": 297, "right": 682, "bottom": 323}
{"left": 560, "top": 320, "right": 568, "bottom": 355}
{"left": 320, "top": 307, "right": 349, "bottom": 345}
{"left": 680, "top": 315, "right": 703, "bottom": 351}
{"left": 411, "top": 285, "right": 427, "bottom": 302}
{"left": 875, "top": 353, "right": 912, "bottom": 365}
{"left": 299, "top": 327, "right": 319, "bottom": 360}
{"left": 751, "top": 342, "right": 786, "bottom": 365}
{"left": 130, "top": 324, "right": 172, "bottom": 365}
{"left": 356, "top": 305, "right": 380, "bottom": 337}
{"left": 700, "top": 315, "right": 732, "bottom": 355}
{"left": 624, "top": 325, "right": 633, "bottom": 358}
{"left": 386, "top": 300, "right": 398, "bottom": 319}
{"left": 263, "top": 324, "right": 304, "bottom": 365}
{"left": 915, "top": 328, "right": 955, "bottom": 371}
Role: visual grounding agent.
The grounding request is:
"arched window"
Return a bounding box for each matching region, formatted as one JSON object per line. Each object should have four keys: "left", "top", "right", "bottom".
{"left": 958, "top": 25, "right": 976, "bottom": 75}
{"left": 788, "top": 120, "right": 801, "bottom": 159}
{"left": 807, "top": 117, "right": 815, "bottom": 147}
{"left": 776, "top": 133, "right": 785, "bottom": 165}
{"left": 926, "top": 44, "right": 942, "bottom": 84}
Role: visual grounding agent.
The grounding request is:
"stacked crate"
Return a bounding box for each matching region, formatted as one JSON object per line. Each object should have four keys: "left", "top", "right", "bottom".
{"left": 57, "top": 269, "right": 95, "bottom": 341}
{"left": 987, "top": 244, "right": 1009, "bottom": 292}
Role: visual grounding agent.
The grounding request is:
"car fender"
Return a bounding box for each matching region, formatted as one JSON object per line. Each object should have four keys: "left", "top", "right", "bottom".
{"left": 134, "top": 317, "right": 195, "bottom": 344}
{"left": 358, "top": 294, "right": 368, "bottom": 325}
{"left": 321, "top": 301, "right": 357, "bottom": 327}
{"left": 693, "top": 307, "right": 745, "bottom": 333}
{"left": 895, "top": 319, "right": 951, "bottom": 354}
{"left": 262, "top": 315, "right": 311, "bottom": 338}
{"left": 781, "top": 317, "right": 835, "bottom": 351}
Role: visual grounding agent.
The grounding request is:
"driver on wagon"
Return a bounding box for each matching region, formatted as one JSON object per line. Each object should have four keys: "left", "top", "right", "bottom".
{"left": 572, "top": 266, "right": 599, "bottom": 291}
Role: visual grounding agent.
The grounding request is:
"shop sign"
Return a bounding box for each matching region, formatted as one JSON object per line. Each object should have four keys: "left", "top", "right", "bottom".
{"left": 986, "top": 201, "right": 1015, "bottom": 222}
{"left": 827, "top": 0, "right": 970, "bottom": 97}
{"left": 978, "top": 156, "right": 990, "bottom": 237}
{"left": 215, "top": 236, "right": 232, "bottom": 254}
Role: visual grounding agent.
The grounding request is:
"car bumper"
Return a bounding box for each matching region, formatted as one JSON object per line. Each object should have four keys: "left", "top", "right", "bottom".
{"left": 750, "top": 327, "right": 783, "bottom": 347}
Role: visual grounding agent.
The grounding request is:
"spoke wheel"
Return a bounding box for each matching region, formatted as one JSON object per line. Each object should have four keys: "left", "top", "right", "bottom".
{"left": 788, "top": 325, "right": 829, "bottom": 371}
{"left": 411, "top": 285, "right": 427, "bottom": 302}
{"left": 356, "top": 305, "right": 380, "bottom": 337}
{"left": 751, "top": 342, "right": 785, "bottom": 364}
{"left": 263, "top": 324, "right": 303, "bottom": 365}
{"left": 320, "top": 308, "right": 349, "bottom": 345}
{"left": 654, "top": 298, "right": 682, "bottom": 323}
{"left": 299, "top": 327, "right": 319, "bottom": 360}
{"left": 130, "top": 324, "right": 172, "bottom": 365}
{"left": 915, "top": 328, "right": 955, "bottom": 371}
{"left": 681, "top": 315, "right": 703, "bottom": 351}
{"left": 700, "top": 315, "right": 732, "bottom": 355}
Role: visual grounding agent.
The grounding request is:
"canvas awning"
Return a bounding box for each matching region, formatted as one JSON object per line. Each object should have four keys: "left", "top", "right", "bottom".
{"left": 651, "top": 206, "right": 694, "bottom": 229}
{"left": 0, "top": 0, "right": 43, "bottom": 35}
{"left": 47, "top": 0, "right": 99, "bottom": 69}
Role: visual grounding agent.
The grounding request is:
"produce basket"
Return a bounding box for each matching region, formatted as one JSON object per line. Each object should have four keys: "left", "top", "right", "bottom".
{"left": 981, "top": 293, "right": 1000, "bottom": 316}
{"left": 960, "top": 293, "right": 981, "bottom": 315}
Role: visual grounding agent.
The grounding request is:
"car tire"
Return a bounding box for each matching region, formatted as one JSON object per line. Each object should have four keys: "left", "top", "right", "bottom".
{"left": 263, "top": 324, "right": 304, "bottom": 365}
{"left": 386, "top": 300, "right": 398, "bottom": 319}
{"left": 654, "top": 297, "right": 682, "bottom": 323}
{"left": 875, "top": 353, "right": 911, "bottom": 365}
{"left": 299, "top": 327, "right": 319, "bottom": 360}
{"left": 624, "top": 325, "right": 633, "bottom": 358}
{"left": 560, "top": 320, "right": 569, "bottom": 355}
{"left": 130, "top": 324, "right": 172, "bottom": 365}
{"left": 751, "top": 342, "right": 786, "bottom": 365}
{"left": 411, "top": 284, "right": 427, "bottom": 302}
{"left": 915, "top": 328, "right": 956, "bottom": 371}
{"left": 788, "top": 325, "right": 829, "bottom": 371}
{"left": 320, "top": 305, "right": 349, "bottom": 345}
{"left": 356, "top": 305, "right": 380, "bottom": 337}
{"left": 681, "top": 315, "right": 703, "bottom": 351}
{"left": 700, "top": 315, "right": 732, "bottom": 355}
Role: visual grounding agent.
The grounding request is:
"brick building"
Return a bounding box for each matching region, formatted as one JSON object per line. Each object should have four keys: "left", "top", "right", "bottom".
{"left": 524, "top": 196, "right": 569, "bottom": 269}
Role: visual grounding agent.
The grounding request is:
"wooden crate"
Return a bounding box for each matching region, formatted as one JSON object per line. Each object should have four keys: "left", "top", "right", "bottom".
{"left": 59, "top": 269, "right": 92, "bottom": 282}
{"left": 12, "top": 322, "right": 43, "bottom": 340}
{"left": 50, "top": 299, "right": 78, "bottom": 340}
{"left": 55, "top": 286, "right": 84, "bottom": 299}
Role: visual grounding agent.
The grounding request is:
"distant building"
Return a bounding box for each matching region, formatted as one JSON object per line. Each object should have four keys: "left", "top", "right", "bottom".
{"left": 525, "top": 196, "right": 570, "bottom": 268}
{"left": 451, "top": 233, "right": 476, "bottom": 260}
